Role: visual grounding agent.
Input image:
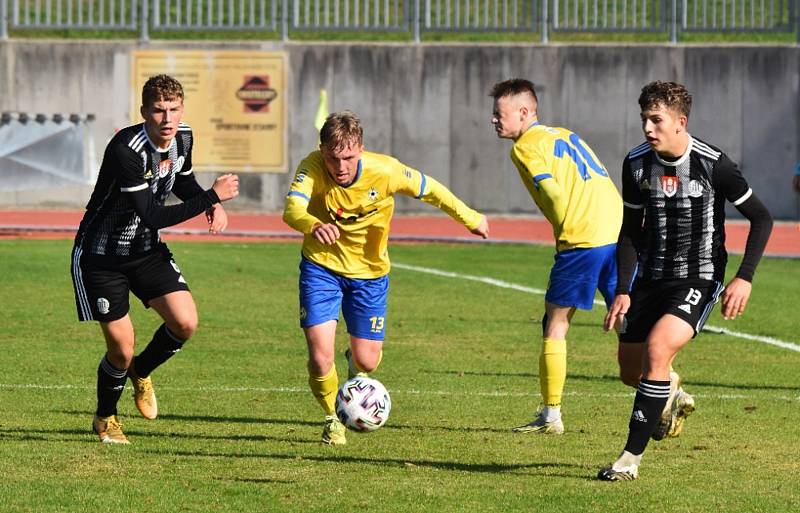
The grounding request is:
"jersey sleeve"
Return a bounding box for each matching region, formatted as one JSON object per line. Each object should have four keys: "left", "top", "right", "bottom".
{"left": 512, "top": 142, "right": 567, "bottom": 225}
{"left": 732, "top": 192, "right": 773, "bottom": 282}
{"left": 113, "top": 144, "right": 150, "bottom": 192}
{"left": 713, "top": 153, "right": 752, "bottom": 205}
{"left": 390, "top": 160, "right": 482, "bottom": 231}
{"left": 282, "top": 160, "right": 324, "bottom": 234}
{"left": 171, "top": 171, "right": 205, "bottom": 202}
{"left": 171, "top": 144, "right": 205, "bottom": 201}
{"left": 621, "top": 156, "right": 644, "bottom": 209}
{"left": 125, "top": 184, "right": 219, "bottom": 230}
{"left": 614, "top": 156, "right": 644, "bottom": 294}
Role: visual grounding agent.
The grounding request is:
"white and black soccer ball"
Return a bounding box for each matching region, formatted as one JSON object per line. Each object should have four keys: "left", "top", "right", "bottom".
{"left": 335, "top": 376, "right": 391, "bottom": 432}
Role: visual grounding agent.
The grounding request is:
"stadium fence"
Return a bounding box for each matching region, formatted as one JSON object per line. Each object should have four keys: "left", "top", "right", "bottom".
{"left": 1, "top": 0, "right": 798, "bottom": 43}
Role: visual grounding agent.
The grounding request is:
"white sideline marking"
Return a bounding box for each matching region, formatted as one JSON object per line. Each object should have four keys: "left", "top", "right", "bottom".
{"left": 392, "top": 262, "right": 800, "bottom": 353}
{"left": 0, "top": 383, "right": 796, "bottom": 402}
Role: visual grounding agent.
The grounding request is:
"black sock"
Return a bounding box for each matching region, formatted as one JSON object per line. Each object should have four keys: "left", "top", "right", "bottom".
{"left": 133, "top": 323, "right": 185, "bottom": 378}
{"left": 96, "top": 355, "right": 127, "bottom": 417}
{"left": 623, "top": 378, "right": 670, "bottom": 456}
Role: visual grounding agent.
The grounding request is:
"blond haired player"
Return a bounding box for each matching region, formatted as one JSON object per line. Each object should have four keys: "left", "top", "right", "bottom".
{"left": 283, "top": 111, "right": 489, "bottom": 445}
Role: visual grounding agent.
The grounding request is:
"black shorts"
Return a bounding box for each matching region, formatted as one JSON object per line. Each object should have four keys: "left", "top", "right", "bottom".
{"left": 71, "top": 243, "right": 190, "bottom": 322}
{"left": 618, "top": 278, "right": 724, "bottom": 343}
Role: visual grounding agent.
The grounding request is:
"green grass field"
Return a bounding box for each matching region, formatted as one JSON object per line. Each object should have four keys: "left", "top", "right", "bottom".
{"left": 0, "top": 239, "right": 798, "bottom": 513}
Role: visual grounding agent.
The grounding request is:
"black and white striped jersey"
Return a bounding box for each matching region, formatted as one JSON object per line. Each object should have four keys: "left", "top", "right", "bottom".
{"left": 75, "top": 122, "right": 216, "bottom": 257}
{"left": 622, "top": 135, "right": 752, "bottom": 282}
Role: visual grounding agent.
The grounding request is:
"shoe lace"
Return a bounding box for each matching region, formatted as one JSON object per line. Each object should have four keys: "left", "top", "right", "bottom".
{"left": 325, "top": 417, "right": 343, "bottom": 432}
{"left": 106, "top": 417, "right": 123, "bottom": 433}
{"left": 135, "top": 377, "right": 153, "bottom": 393}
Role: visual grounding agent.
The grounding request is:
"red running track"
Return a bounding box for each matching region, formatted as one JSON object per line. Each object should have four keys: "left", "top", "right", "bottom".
{"left": 1, "top": 209, "right": 798, "bottom": 257}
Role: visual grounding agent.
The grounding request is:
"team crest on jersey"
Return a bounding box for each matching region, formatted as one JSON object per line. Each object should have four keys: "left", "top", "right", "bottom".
{"left": 158, "top": 159, "right": 172, "bottom": 178}
{"left": 661, "top": 176, "right": 679, "bottom": 197}
{"left": 368, "top": 188, "right": 379, "bottom": 201}
{"left": 687, "top": 180, "right": 704, "bottom": 198}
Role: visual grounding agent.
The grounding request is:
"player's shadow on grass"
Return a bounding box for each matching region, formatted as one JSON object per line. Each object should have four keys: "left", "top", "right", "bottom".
{"left": 682, "top": 380, "right": 800, "bottom": 392}
{"left": 429, "top": 371, "right": 799, "bottom": 391}
{"left": 0, "top": 426, "right": 92, "bottom": 442}
{"left": 146, "top": 449, "right": 583, "bottom": 476}
{"left": 158, "top": 413, "right": 321, "bottom": 428}
{"left": 11, "top": 422, "right": 319, "bottom": 445}
{"left": 219, "top": 477, "right": 295, "bottom": 485}
{"left": 59, "top": 410, "right": 321, "bottom": 428}
{"left": 430, "top": 370, "right": 620, "bottom": 383}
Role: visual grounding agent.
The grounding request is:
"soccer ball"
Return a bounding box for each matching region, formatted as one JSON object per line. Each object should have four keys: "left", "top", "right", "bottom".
{"left": 335, "top": 376, "right": 392, "bottom": 432}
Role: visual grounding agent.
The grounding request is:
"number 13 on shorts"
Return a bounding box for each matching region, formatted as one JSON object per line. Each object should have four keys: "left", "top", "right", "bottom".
{"left": 370, "top": 316, "right": 385, "bottom": 333}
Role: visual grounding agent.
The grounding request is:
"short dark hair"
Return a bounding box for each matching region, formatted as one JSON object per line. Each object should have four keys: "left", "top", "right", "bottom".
{"left": 489, "top": 78, "right": 538, "bottom": 103}
{"left": 638, "top": 81, "right": 692, "bottom": 118}
{"left": 142, "top": 75, "right": 184, "bottom": 107}
{"left": 320, "top": 111, "right": 363, "bottom": 151}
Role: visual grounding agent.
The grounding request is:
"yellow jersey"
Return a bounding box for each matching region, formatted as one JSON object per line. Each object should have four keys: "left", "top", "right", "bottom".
{"left": 283, "top": 150, "right": 483, "bottom": 278}
{"left": 510, "top": 123, "right": 622, "bottom": 251}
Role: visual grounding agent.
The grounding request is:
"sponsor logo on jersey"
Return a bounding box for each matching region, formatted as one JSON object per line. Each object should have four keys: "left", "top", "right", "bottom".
{"left": 640, "top": 179, "right": 650, "bottom": 190}
{"left": 403, "top": 169, "right": 413, "bottom": 180}
{"left": 330, "top": 206, "right": 379, "bottom": 224}
{"left": 236, "top": 76, "right": 278, "bottom": 113}
{"left": 661, "top": 175, "right": 679, "bottom": 197}
{"left": 687, "top": 179, "right": 704, "bottom": 198}
{"left": 97, "top": 297, "right": 110, "bottom": 315}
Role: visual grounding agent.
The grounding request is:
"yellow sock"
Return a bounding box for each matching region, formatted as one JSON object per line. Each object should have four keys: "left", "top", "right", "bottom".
{"left": 308, "top": 365, "right": 338, "bottom": 416}
{"left": 539, "top": 338, "right": 567, "bottom": 407}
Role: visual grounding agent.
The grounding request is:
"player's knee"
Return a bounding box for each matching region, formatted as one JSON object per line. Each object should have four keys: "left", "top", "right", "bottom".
{"left": 619, "top": 369, "right": 641, "bottom": 387}
{"left": 645, "top": 344, "right": 674, "bottom": 372}
{"left": 168, "top": 316, "right": 198, "bottom": 340}
{"left": 355, "top": 357, "right": 378, "bottom": 373}
{"left": 106, "top": 348, "right": 134, "bottom": 369}
{"left": 308, "top": 354, "right": 334, "bottom": 377}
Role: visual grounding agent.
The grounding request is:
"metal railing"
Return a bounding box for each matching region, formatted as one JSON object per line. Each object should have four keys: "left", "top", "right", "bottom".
{"left": 1, "top": 0, "right": 797, "bottom": 42}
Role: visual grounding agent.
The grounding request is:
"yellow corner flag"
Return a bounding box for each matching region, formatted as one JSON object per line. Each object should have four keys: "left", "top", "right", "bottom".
{"left": 314, "top": 89, "right": 328, "bottom": 132}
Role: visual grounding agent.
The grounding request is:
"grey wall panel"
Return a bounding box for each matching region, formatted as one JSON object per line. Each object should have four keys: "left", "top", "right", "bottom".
{"left": 1, "top": 41, "right": 797, "bottom": 219}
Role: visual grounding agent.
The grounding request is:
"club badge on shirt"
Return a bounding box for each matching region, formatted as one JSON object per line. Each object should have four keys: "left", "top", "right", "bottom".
{"left": 158, "top": 159, "right": 172, "bottom": 178}
{"left": 661, "top": 176, "right": 679, "bottom": 198}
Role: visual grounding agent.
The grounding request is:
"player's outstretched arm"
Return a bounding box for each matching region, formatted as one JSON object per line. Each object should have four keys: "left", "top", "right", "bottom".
{"left": 470, "top": 215, "right": 490, "bottom": 239}
{"left": 126, "top": 173, "right": 238, "bottom": 231}
{"left": 721, "top": 191, "right": 772, "bottom": 320}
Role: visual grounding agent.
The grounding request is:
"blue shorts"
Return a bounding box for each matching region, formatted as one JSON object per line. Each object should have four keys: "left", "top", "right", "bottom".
{"left": 545, "top": 243, "right": 617, "bottom": 311}
{"left": 298, "top": 257, "right": 389, "bottom": 341}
